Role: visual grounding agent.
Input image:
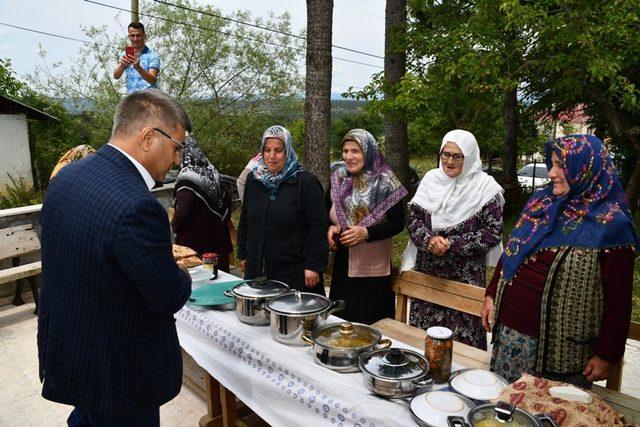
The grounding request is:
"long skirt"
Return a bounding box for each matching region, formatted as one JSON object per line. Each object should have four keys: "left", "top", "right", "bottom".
{"left": 491, "top": 323, "right": 591, "bottom": 389}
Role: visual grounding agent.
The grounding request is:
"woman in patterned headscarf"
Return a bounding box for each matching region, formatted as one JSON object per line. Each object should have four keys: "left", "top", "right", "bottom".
{"left": 483, "top": 134, "right": 639, "bottom": 387}
{"left": 237, "top": 125, "right": 328, "bottom": 293}
{"left": 171, "top": 135, "right": 233, "bottom": 271}
{"left": 327, "top": 129, "right": 408, "bottom": 324}
{"left": 401, "top": 129, "right": 504, "bottom": 350}
{"left": 49, "top": 145, "right": 96, "bottom": 180}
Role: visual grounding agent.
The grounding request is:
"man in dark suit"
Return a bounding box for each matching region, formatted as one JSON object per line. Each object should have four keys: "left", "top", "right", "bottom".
{"left": 38, "top": 89, "right": 192, "bottom": 426}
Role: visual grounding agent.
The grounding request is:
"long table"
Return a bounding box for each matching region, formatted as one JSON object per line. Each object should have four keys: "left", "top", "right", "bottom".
{"left": 177, "top": 272, "right": 640, "bottom": 426}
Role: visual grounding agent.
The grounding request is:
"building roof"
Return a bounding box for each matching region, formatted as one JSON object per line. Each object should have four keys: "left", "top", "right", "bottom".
{"left": 0, "top": 95, "right": 59, "bottom": 121}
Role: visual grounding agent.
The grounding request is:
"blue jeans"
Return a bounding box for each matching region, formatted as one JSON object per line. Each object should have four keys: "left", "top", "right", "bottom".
{"left": 67, "top": 406, "right": 159, "bottom": 427}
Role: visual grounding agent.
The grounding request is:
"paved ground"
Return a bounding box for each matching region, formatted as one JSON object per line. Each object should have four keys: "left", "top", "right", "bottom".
{"left": 0, "top": 302, "right": 207, "bottom": 427}
{"left": 1, "top": 300, "right": 638, "bottom": 426}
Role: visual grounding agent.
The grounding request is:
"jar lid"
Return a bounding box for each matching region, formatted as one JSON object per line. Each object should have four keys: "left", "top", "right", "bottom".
{"left": 470, "top": 402, "right": 538, "bottom": 426}
{"left": 313, "top": 322, "right": 380, "bottom": 349}
{"left": 231, "top": 279, "right": 289, "bottom": 298}
{"left": 359, "top": 348, "right": 429, "bottom": 380}
{"left": 266, "top": 290, "right": 331, "bottom": 315}
{"left": 427, "top": 326, "right": 453, "bottom": 340}
{"left": 202, "top": 253, "right": 218, "bottom": 260}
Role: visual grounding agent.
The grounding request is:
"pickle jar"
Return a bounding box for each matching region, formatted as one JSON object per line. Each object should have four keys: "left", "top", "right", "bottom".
{"left": 202, "top": 252, "right": 218, "bottom": 280}
{"left": 425, "top": 326, "right": 453, "bottom": 383}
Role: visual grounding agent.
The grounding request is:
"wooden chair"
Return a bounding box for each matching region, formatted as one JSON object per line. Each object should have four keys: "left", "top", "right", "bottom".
{"left": 391, "top": 269, "right": 638, "bottom": 391}
{"left": 0, "top": 224, "right": 42, "bottom": 314}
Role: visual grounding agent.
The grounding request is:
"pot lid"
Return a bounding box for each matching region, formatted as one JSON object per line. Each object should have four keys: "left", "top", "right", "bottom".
{"left": 231, "top": 279, "right": 289, "bottom": 298}
{"left": 449, "top": 369, "right": 509, "bottom": 401}
{"left": 359, "top": 348, "right": 428, "bottom": 380}
{"left": 469, "top": 402, "right": 538, "bottom": 426}
{"left": 411, "top": 391, "right": 475, "bottom": 427}
{"left": 313, "top": 322, "right": 380, "bottom": 349}
{"left": 266, "top": 290, "right": 331, "bottom": 315}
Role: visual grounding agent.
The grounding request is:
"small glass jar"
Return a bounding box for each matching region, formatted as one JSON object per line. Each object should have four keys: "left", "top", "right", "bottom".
{"left": 425, "top": 326, "right": 453, "bottom": 383}
{"left": 202, "top": 252, "right": 218, "bottom": 280}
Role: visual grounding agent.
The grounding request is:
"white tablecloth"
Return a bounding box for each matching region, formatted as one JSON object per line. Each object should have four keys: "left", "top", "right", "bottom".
{"left": 176, "top": 271, "right": 463, "bottom": 427}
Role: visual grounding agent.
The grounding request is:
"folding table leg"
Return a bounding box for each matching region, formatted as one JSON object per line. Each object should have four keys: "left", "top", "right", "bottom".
{"left": 199, "top": 373, "right": 223, "bottom": 427}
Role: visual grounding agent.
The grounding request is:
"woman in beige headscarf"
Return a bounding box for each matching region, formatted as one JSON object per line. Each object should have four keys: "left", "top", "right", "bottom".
{"left": 50, "top": 145, "right": 96, "bottom": 180}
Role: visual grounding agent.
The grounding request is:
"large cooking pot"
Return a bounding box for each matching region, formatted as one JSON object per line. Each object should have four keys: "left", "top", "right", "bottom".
{"left": 447, "top": 401, "right": 557, "bottom": 427}
{"left": 302, "top": 322, "right": 392, "bottom": 372}
{"left": 359, "top": 348, "right": 433, "bottom": 399}
{"left": 224, "top": 279, "right": 289, "bottom": 325}
{"left": 265, "top": 290, "right": 345, "bottom": 346}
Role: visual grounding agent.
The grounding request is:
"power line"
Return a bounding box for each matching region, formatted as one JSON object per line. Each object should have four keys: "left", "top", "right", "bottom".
{"left": 83, "top": 0, "right": 382, "bottom": 69}
{"left": 336, "top": 0, "right": 384, "bottom": 20}
{"left": 0, "top": 21, "right": 370, "bottom": 89}
{"left": 152, "top": 0, "right": 384, "bottom": 60}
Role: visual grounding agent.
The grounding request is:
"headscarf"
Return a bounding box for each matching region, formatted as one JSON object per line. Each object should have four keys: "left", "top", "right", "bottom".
{"left": 252, "top": 125, "right": 303, "bottom": 200}
{"left": 401, "top": 129, "right": 504, "bottom": 271}
{"left": 174, "top": 135, "right": 229, "bottom": 221}
{"left": 330, "top": 129, "right": 408, "bottom": 228}
{"left": 49, "top": 145, "right": 95, "bottom": 180}
{"left": 501, "top": 134, "right": 639, "bottom": 282}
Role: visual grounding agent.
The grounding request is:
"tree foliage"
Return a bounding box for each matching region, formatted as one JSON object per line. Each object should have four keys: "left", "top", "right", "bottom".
{"left": 26, "top": 0, "right": 304, "bottom": 178}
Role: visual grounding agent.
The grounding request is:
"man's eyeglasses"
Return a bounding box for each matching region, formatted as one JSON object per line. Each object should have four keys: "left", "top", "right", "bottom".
{"left": 153, "top": 127, "right": 184, "bottom": 152}
{"left": 440, "top": 151, "right": 465, "bottom": 161}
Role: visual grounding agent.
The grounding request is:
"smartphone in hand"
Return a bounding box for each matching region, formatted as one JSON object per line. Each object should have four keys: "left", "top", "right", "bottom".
{"left": 125, "top": 46, "right": 135, "bottom": 58}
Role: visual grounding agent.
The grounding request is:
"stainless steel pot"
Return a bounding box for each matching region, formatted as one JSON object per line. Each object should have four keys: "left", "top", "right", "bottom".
{"left": 265, "top": 290, "right": 345, "bottom": 346}
{"left": 223, "top": 279, "right": 289, "bottom": 325}
{"left": 447, "top": 401, "right": 557, "bottom": 427}
{"left": 359, "top": 348, "right": 434, "bottom": 399}
{"left": 302, "top": 322, "right": 392, "bottom": 373}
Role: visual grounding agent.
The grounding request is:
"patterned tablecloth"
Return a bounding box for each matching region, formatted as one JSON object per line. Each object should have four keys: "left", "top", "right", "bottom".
{"left": 176, "top": 271, "right": 464, "bottom": 427}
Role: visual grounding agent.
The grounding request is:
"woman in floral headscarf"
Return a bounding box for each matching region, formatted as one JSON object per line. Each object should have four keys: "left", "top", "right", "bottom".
{"left": 171, "top": 134, "right": 233, "bottom": 271}
{"left": 49, "top": 145, "right": 96, "bottom": 180}
{"left": 482, "top": 134, "right": 639, "bottom": 388}
{"left": 402, "top": 129, "right": 504, "bottom": 350}
{"left": 237, "top": 125, "right": 328, "bottom": 293}
{"left": 327, "top": 129, "right": 408, "bottom": 324}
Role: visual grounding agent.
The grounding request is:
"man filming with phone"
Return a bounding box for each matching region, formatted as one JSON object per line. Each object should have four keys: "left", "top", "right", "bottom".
{"left": 114, "top": 22, "right": 160, "bottom": 93}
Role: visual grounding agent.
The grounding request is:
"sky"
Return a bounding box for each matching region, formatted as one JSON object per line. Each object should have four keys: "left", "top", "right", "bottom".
{"left": 0, "top": 0, "right": 386, "bottom": 94}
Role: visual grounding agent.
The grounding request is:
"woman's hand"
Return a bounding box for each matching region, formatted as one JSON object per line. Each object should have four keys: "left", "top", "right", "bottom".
{"left": 304, "top": 269, "right": 320, "bottom": 288}
{"left": 327, "top": 225, "right": 341, "bottom": 251}
{"left": 583, "top": 355, "right": 616, "bottom": 382}
{"left": 239, "top": 259, "right": 247, "bottom": 272}
{"left": 481, "top": 296, "right": 494, "bottom": 332}
{"left": 339, "top": 226, "right": 368, "bottom": 247}
{"left": 428, "top": 236, "right": 450, "bottom": 256}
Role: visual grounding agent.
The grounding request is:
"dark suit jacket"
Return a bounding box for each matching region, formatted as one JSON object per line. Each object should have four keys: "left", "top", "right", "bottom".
{"left": 38, "top": 144, "right": 191, "bottom": 416}
{"left": 237, "top": 171, "right": 328, "bottom": 293}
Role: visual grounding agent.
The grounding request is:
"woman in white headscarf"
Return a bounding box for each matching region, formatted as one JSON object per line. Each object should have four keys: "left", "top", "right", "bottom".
{"left": 401, "top": 129, "right": 504, "bottom": 350}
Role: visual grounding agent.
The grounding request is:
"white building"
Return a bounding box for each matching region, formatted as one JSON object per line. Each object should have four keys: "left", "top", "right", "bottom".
{"left": 0, "top": 96, "right": 57, "bottom": 192}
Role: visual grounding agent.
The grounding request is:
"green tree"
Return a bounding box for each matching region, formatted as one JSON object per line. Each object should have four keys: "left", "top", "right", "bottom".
{"left": 0, "top": 58, "right": 24, "bottom": 98}
{"left": 26, "top": 0, "right": 304, "bottom": 177}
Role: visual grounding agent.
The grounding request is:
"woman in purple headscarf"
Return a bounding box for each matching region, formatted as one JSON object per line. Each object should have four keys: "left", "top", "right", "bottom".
{"left": 483, "top": 134, "right": 639, "bottom": 388}
{"left": 327, "top": 129, "right": 408, "bottom": 324}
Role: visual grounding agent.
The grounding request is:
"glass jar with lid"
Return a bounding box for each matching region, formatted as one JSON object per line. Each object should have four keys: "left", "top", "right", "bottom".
{"left": 425, "top": 326, "right": 453, "bottom": 383}
{"left": 202, "top": 252, "right": 218, "bottom": 280}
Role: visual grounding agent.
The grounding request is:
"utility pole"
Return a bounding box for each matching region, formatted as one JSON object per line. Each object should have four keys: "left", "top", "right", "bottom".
{"left": 131, "top": 0, "right": 139, "bottom": 23}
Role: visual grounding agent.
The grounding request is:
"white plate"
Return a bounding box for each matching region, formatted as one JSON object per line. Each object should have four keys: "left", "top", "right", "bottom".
{"left": 449, "top": 369, "right": 508, "bottom": 401}
{"left": 411, "top": 390, "right": 475, "bottom": 427}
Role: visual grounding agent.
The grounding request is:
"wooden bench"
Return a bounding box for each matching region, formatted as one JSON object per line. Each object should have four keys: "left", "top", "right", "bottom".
{"left": 392, "top": 269, "right": 639, "bottom": 392}
{"left": 0, "top": 224, "right": 41, "bottom": 314}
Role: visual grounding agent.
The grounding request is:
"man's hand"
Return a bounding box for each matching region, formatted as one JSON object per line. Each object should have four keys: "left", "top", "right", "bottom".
{"left": 304, "top": 269, "right": 320, "bottom": 288}
{"left": 428, "top": 236, "right": 450, "bottom": 256}
{"left": 583, "top": 355, "right": 616, "bottom": 382}
{"left": 120, "top": 53, "right": 136, "bottom": 67}
{"left": 327, "top": 225, "right": 341, "bottom": 251}
{"left": 339, "top": 226, "right": 368, "bottom": 247}
{"left": 239, "top": 259, "right": 247, "bottom": 272}
{"left": 481, "top": 296, "right": 495, "bottom": 332}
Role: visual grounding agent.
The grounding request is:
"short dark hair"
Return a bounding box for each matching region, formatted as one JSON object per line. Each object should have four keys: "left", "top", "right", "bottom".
{"left": 112, "top": 89, "right": 189, "bottom": 138}
{"left": 128, "top": 22, "right": 145, "bottom": 32}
